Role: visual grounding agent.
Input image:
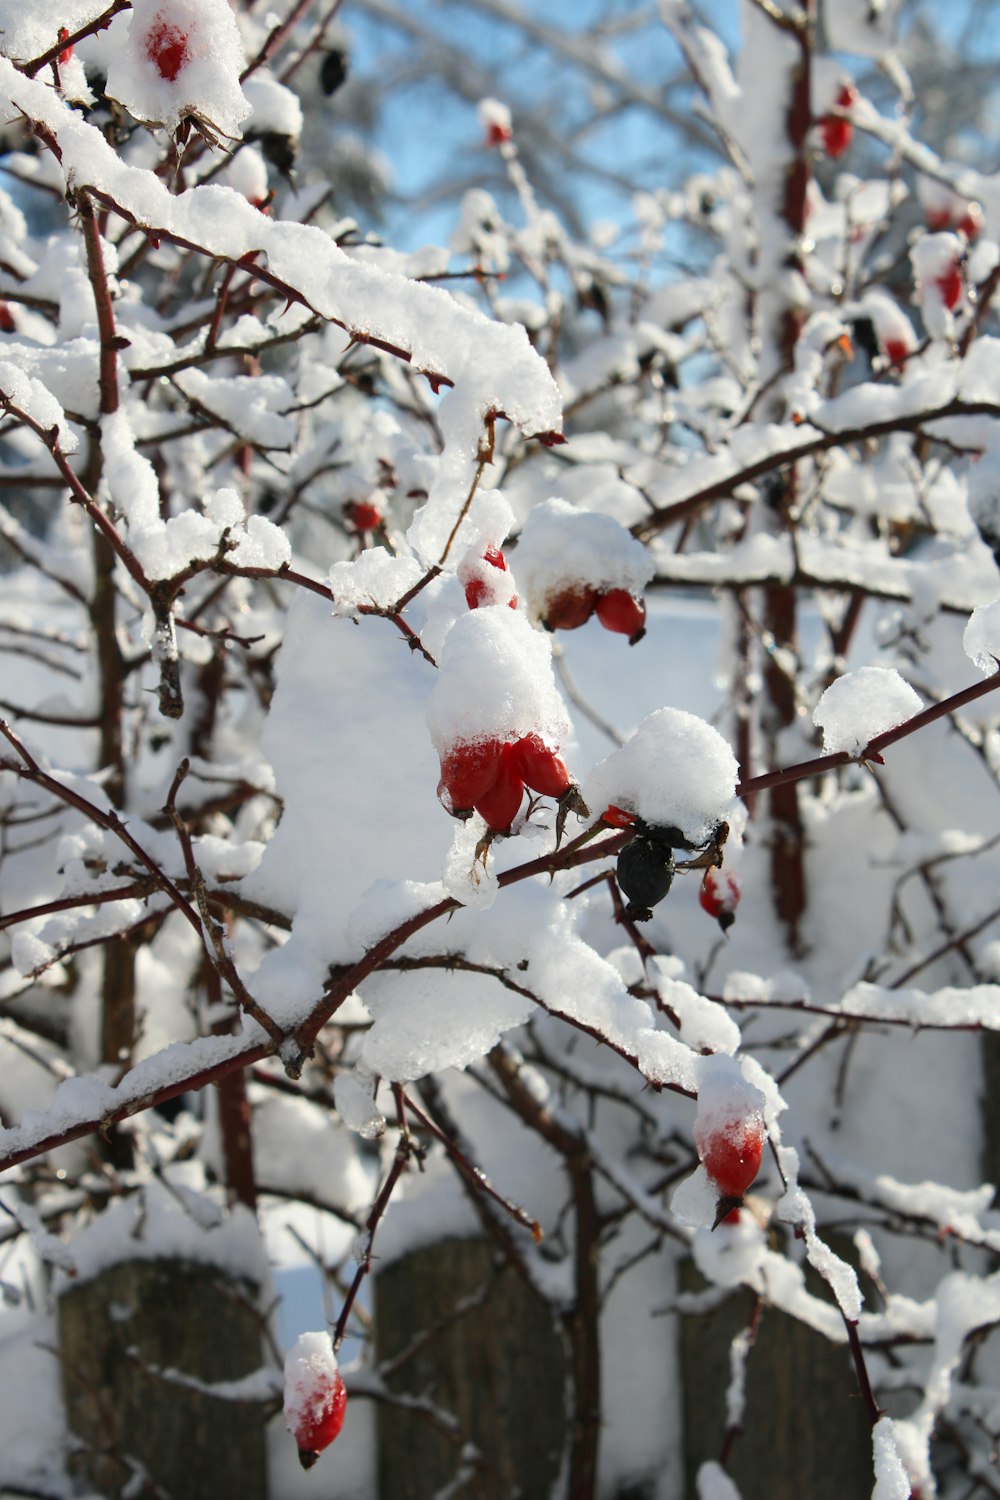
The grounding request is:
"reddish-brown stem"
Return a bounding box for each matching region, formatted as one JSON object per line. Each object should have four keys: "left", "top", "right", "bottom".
{"left": 737, "top": 666, "right": 1000, "bottom": 800}
{"left": 79, "top": 190, "right": 121, "bottom": 416}
{"left": 23, "top": 0, "right": 132, "bottom": 77}
{"left": 333, "top": 1133, "right": 413, "bottom": 1351}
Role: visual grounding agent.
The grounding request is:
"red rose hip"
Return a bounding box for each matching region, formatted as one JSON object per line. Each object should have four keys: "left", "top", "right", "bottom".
{"left": 542, "top": 584, "right": 598, "bottom": 632}
{"left": 595, "top": 589, "right": 647, "bottom": 644}
{"left": 699, "top": 868, "right": 741, "bottom": 932}
{"left": 474, "top": 747, "right": 524, "bottom": 833}
{"left": 508, "top": 734, "right": 571, "bottom": 798}
{"left": 284, "top": 1332, "right": 347, "bottom": 1470}
{"left": 146, "top": 19, "right": 190, "bottom": 82}
{"left": 438, "top": 738, "right": 504, "bottom": 815}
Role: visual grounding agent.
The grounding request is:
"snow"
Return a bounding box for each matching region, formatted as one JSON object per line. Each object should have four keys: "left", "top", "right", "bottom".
{"left": 812, "top": 666, "right": 923, "bottom": 754}
{"left": 871, "top": 1418, "right": 911, "bottom": 1500}
{"left": 584, "top": 708, "right": 738, "bottom": 846}
{"left": 360, "top": 966, "right": 535, "bottom": 1082}
{"left": 57, "top": 1176, "right": 265, "bottom": 1286}
{"left": 963, "top": 597, "right": 1000, "bottom": 674}
{"left": 426, "top": 607, "right": 570, "bottom": 757}
{"left": 697, "top": 1461, "right": 743, "bottom": 1500}
{"left": 104, "top": 0, "right": 251, "bottom": 138}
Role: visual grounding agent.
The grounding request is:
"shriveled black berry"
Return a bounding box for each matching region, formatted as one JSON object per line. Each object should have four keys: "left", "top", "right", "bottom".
{"left": 321, "top": 49, "right": 349, "bottom": 96}
{"left": 616, "top": 836, "right": 674, "bottom": 922}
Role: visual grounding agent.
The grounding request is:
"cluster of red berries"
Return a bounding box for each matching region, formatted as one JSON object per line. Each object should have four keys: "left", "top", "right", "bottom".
{"left": 696, "top": 1114, "right": 764, "bottom": 1228}
{"left": 819, "top": 84, "right": 857, "bottom": 159}
{"left": 438, "top": 733, "right": 571, "bottom": 834}
{"left": 543, "top": 584, "right": 647, "bottom": 644}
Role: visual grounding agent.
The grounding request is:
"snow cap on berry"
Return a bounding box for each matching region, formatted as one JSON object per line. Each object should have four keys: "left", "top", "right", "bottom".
{"left": 693, "top": 1054, "right": 766, "bottom": 1159}
{"left": 584, "top": 707, "right": 738, "bottom": 847}
{"left": 427, "top": 607, "right": 570, "bottom": 756}
{"left": 910, "top": 231, "right": 965, "bottom": 338}
{"left": 812, "top": 665, "right": 922, "bottom": 754}
{"left": 516, "top": 498, "right": 653, "bottom": 627}
{"left": 478, "top": 96, "right": 513, "bottom": 143}
{"left": 105, "top": 0, "right": 250, "bottom": 137}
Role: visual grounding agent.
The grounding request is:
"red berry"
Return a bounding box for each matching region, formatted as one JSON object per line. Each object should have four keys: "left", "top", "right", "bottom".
{"left": 542, "top": 584, "right": 598, "bottom": 631}
{"left": 438, "top": 738, "right": 504, "bottom": 816}
{"left": 936, "top": 260, "right": 963, "bottom": 311}
{"left": 601, "top": 804, "right": 635, "bottom": 829}
{"left": 474, "top": 746, "right": 524, "bottom": 833}
{"left": 463, "top": 547, "right": 517, "bottom": 609}
{"left": 699, "top": 869, "right": 741, "bottom": 932}
{"left": 0, "top": 302, "right": 15, "bottom": 334}
{"left": 485, "top": 122, "right": 512, "bottom": 147}
{"left": 882, "top": 337, "right": 910, "bottom": 369}
{"left": 820, "top": 116, "right": 852, "bottom": 158}
{"left": 293, "top": 1371, "right": 346, "bottom": 1466}
{"left": 698, "top": 1118, "right": 764, "bottom": 1202}
{"left": 508, "top": 734, "right": 571, "bottom": 798}
{"left": 58, "top": 28, "right": 73, "bottom": 65}
{"left": 595, "top": 589, "right": 647, "bottom": 644}
{"left": 925, "top": 208, "right": 951, "bottom": 232}
{"left": 819, "top": 86, "right": 856, "bottom": 159}
{"left": 145, "top": 19, "right": 190, "bottom": 82}
{"left": 345, "top": 500, "right": 382, "bottom": 531}
{"left": 284, "top": 1333, "right": 347, "bottom": 1470}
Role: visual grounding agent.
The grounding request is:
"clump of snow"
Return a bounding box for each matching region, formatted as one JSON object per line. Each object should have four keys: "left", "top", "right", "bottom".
{"left": 359, "top": 967, "right": 535, "bottom": 1081}
{"left": 478, "top": 97, "right": 512, "bottom": 139}
{"left": 0, "top": 361, "right": 76, "bottom": 452}
{"left": 516, "top": 498, "right": 653, "bottom": 624}
{"left": 104, "top": 0, "right": 250, "bottom": 137}
{"left": 584, "top": 708, "right": 738, "bottom": 846}
{"left": 651, "top": 960, "right": 741, "bottom": 1054}
{"left": 697, "top": 1461, "right": 743, "bottom": 1500}
{"left": 333, "top": 1063, "right": 385, "bottom": 1140}
{"left": 329, "top": 551, "right": 424, "bottom": 616}
{"left": 443, "top": 817, "right": 500, "bottom": 909}
{"left": 692, "top": 1054, "right": 766, "bottom": 1165}
{"left": 872, "top": 1417, "right": 912, "bottom": 1500}
{"left": 242, "top": 69, "right": 303, "bottom": 142}
{"left": 963, "top": 597, "right": 1000, "bottom": 674}
{"left": 812, "top": 665, "right": 923, "bottom": 754}
{"left": 776, "top": 1145, "right": 863, "bottom": 1320}
{"left": 671, "top": 1163, "right": 720, "bottom": 1229}
{"left": 426, "top": 607, "right": 570, "bottom": 755}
